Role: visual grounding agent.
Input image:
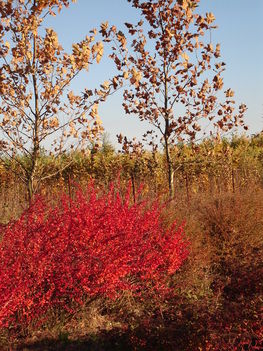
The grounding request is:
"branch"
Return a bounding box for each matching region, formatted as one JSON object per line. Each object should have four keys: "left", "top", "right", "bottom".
{"left": 0, "top": 125, "right": 31, "bottom": 156}
{"left": 39, "top": 70, "right": 81, "bottom": 116}
{"left": 39, "top": 158, "right": 75, "bottom": 182}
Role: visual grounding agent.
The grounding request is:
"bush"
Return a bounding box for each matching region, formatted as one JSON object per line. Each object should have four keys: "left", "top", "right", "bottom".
{"left": 0, "top": 183, "right": 188, "bottom": 331}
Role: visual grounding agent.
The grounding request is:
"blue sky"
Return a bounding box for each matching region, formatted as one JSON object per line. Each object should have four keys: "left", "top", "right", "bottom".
{"left": 45, "top": 0, "right": 263, "bottom": 144}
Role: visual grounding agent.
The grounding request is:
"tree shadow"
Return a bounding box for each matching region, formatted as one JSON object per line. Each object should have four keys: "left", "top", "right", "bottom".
{"left": 16, "top": 320, "right": 199, "bottom": 351}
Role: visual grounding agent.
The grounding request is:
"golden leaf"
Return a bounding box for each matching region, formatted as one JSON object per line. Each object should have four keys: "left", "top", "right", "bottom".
{"left": 123, "top": 71, "right": 129, "bottom": 79}
{"left": 215, "top": 43, "right": 221, "bottom": 58}
{"left": 92, "top": 42, "right": 104, "bottom": 63}
{"left": 178, "top": 0, "right": 188, "bottom": 10}
{"left": 100, "top": 21, "right": 108, "bottom": 32}
{"left": 117, "top": 31, "right": 127, "bottom": 48}
{"left": 130, "top": 67, "right": 142, "bottom": 85}
{"left": 181, "top": 52, "right": 189, "bottom": 62}
{"left": 101, "top": 80, "right": 110, "bottom": 90}
{"left": 206, "top": 12, "right": 216, "bottom": 24}
{"left": 166, "top": 29, "right": 174, "bottom": 37}
{"left": 225, "top": 89, "right": 234, "bottom": 98}
{"left": 67, "top": 90, "right": 75, "bottom": 103}
{"left": 90, "top": 103, "right": 99, "bottom": 119}
{"left": 90, "top": 28, "right": 97, "bottom": 35}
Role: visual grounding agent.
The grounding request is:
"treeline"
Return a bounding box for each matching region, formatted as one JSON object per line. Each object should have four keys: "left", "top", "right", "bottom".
{"left": 1, "top": 133, "right": 263, "bottom": 221}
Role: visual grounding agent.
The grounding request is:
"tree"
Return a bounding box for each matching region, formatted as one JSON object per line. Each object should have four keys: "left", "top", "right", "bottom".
{"left": 0, "top": 0, "right": 118, "bottom": 200}
{"left": 102, "top": 0, "right": 247, "bottom": 198}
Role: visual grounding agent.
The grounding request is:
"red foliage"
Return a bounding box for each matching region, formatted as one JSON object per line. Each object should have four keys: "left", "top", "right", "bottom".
{"left": 0, "top": 184, "right": 188, "bottom": 329}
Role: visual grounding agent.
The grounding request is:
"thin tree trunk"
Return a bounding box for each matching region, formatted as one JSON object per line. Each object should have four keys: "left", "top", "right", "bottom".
{"left": 185, "top": 170, "right": 190, "bottom": 203}
{"left": 163, "top": 56, "right": 174, "bottom": 199}
{"left": 131, "top": 172, "right": 136, "bottom": 204}
{"left": 27, "top": 27, "right": 40, "bottom": 202}
{"left": 164, "top": 133, "right": 174, "bottom": 199}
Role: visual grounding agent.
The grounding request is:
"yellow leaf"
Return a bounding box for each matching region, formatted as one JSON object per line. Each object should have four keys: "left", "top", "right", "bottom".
{"left": 90, "top": 103, "right": 99, "bottom": 119}
{"left": 100, "top": 21, "right": 108, "bottom": 32}
{"left": 130, "top": 67, "right": 142, "bottom": 85}
{"left": 215, "top": 43, "right": 221, "bottom": 57}
{"left": 117, "top": 31, "right": 127, "bottom": 48}
{"left": 123, "top": 71, "right": 129, "bottom": 79}
{"left": 181, "top": 52, "right": 189, "bottom": 62}
{"left": 225, "top": 89, "right": 234, "bottom": 98}
{"left": 178, "top": 0, "right": 188, "bottom": 10}
{"left": 206, "top": 12, "right": 216, "bottom": 24}
{"left": 166, "top": 29, "right": 174, "bottom": 37}
{"left": 90, "top": 28, "right": 97, "bottom": 35}
{"left": 101, "top": 81, "right": 110, "bottom": 90}
{"left": 93, "top": 42, "right": 104, "bottom": 63}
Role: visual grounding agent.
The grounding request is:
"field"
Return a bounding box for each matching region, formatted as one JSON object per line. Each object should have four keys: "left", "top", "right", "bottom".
{"left": 0, "top": 0, "right": 262, "bottom": 349}
{"left": 0, "top": 136, "right": 262, "bottom": 350}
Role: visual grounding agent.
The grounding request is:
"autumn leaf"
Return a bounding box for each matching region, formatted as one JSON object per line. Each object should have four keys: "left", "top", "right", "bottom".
{"left": 89, "top": 28, "right": 97, "bottom": 35}
{"left": 100, "top": 21, "right": 108, "bottom": 36}
{"left": 92, "top": 41, "right": 104, "bottom": 63}
{"left": 225, "top": 88, "right": 235, "bottom": 98}
{"left": 166, "top": 28, "right": 174, "bottom": 37}
{"left": 215, "top": 43, "right": 220, "bottom": 58}
{"left": 117, "top": 31, "right": 127, "bottom": 48}
{"left": 130, "top": 67, "right": 142, "bottom": 85}
{"left": 178, "top": 0, "right": 188, "bottom": 10}
{"left": 90, "top": 103, "right": 99, "bottom": 119}
{"left": 181, "top": 52, "right": 189, "bottom": 62}
{"left": 101, "top": 80, "right": 110, "bottom": 90}
{"left": 213, "top": 75, "right": 224, "bottom": 90}
{"left": 124, "top": 22, "right": 133, "bottom": 29}
{"left": 5, "top": 41, "right": 10, "bottom": 49}
{"left": 67, "top": 90, "right": 75, "bottom": 103}
{"left": 49, "top": 116, "right": 59, "bottom": 128}
{"left": 206, "top": 12, "right": 216, "bottom": 24}
{"left": 123, "top": 70, "right": 129, "bottom": 79}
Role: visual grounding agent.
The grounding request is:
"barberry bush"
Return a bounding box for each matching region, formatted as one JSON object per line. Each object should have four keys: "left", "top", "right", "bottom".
{"left": 0, "top": 183, "right": 188, "bottom": 331}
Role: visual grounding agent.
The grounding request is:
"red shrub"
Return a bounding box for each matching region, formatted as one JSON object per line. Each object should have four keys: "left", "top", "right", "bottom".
{"left": 0, "top": 184, "right": 188, "bottom": 329}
